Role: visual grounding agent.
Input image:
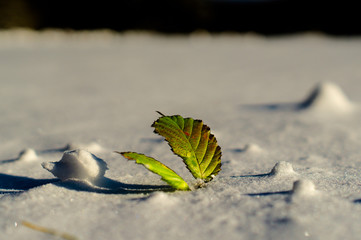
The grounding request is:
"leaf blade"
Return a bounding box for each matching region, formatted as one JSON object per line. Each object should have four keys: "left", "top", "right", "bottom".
{"left": 118, "top": 152, "right": 190, "bottom": 191}
{"left": 152, "top": 114, "right": 222, "bottom": 181}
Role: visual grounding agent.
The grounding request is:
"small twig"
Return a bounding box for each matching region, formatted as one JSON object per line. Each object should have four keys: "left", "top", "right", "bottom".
{"left": 21, "top": 221, "right": 79, "bottom": 240}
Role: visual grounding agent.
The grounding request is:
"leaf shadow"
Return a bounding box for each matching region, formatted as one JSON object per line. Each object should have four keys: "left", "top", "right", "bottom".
{"left": 0, "top": 173, "right": 172, "bottom": 195}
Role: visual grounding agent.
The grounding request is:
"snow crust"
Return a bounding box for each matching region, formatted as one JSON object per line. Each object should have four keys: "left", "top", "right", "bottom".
{"left": 1, "top": 30, "right": 361, "bottom": 240}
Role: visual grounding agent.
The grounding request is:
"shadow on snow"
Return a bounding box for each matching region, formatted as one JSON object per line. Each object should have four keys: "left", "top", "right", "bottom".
{"left": 229, "top": 174, "right": 292, "bottom": 197}
{"left": 0, "top": 173, "right": 172, "bottom": 195}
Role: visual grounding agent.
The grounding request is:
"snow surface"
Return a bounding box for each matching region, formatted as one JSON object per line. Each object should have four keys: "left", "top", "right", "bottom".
{"left": 1, "top": 29, "right": 361, "bottom": 240}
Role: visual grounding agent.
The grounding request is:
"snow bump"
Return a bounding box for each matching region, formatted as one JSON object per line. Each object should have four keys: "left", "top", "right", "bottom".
{"left": 243, "top": 144, "right": 263, "bottom": 153}
{"left": 146, "top": 192, "right": 179, "bottom": 208}
{"left": 299, "top": 82, "right": 354, "bottom": 114}
{"left": 292, "top": 179, "right": 317, "bottom": 197}
{"left": 269, "top": 161, "right": 297, "bottom": 177}
{"left": 18, "top": 148, "right": 38, "bottom": 162}
{"left": 41, "top": 149, "right": 108, "bottom": 182}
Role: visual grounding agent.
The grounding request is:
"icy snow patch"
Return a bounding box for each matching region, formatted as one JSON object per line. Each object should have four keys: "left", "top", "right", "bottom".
{"left": 299, "top": 82, "right": 354, "bottom": 113}
{"left": 18, "top": 148, "right": 38, "bottom": 162}
{"left": 41, "top": 149, "right": 108, "bottom": 182}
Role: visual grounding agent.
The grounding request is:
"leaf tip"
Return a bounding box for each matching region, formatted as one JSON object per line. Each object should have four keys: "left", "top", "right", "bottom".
{"left": 115, "top": 151, "right": 134, "bottom": 161}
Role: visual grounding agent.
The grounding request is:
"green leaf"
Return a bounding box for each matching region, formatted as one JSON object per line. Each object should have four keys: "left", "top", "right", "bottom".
{"left": 151, "top": 113, "right": 222, "bottom": 182}
{"left": 117, "top": 151, "right": 190, "bottom": 191}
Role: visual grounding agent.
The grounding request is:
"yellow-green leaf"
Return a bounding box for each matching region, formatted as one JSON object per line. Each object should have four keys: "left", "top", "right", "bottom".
{"left": 151, "top": 114, "right": 222, "bottom": 182}
{"left": 117, "top": 152, "right": 190, "bottom": 191}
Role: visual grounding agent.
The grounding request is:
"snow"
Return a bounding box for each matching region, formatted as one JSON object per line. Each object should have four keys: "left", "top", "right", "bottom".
{"left": 1, "top": 29, "right": 361, "bottom": 240}
{"left": 239, "top": 143, "right": 263, "bottom": 153}
{"left": 18, "top": 149, "right": 38, "bottom": 162}
{"left": 299, "top": 82, "right": 355, "bottom": 113}
{"left": 291, "top": 179, "right": 317, "bottom": 197}
{"left": 269, "top": 161, "right": 297, "bottom": 177}
{"left": 41, "top": 149, "right": 108, "bottom": 182}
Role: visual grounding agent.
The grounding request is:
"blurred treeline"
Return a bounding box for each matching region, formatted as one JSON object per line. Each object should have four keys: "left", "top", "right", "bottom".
{"left": 0, "top": 0, "right": 360, "bottom": 34}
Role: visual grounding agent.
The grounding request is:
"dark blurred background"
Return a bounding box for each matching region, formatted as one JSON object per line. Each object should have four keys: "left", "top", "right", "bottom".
{"left": 0, "top": 0, "right": 360, "bottom": 35}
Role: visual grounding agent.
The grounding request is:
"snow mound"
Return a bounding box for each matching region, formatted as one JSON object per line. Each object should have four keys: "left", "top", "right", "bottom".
{"left": 146, "top": 192, "right": 179, "bottom": 208}
{"left": 242, "top": 144, "right": 263, "bottom": 153}
{"left": 292, "top": 179, "right": 317, "bottom": 197}
{"left": 18, "top": 148, "right": 38, "bottom": 162}
{"left": 41, "top": 149, "right": 108, "bottom": 182}
{"left": 65, "top": 142, "right": 103, "bottom": 153}
{"left": 269, "top": 161, "right": 297, "bottom": 177}
{"left": 299, "top": 82, "right": 354, "bottom": 113}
